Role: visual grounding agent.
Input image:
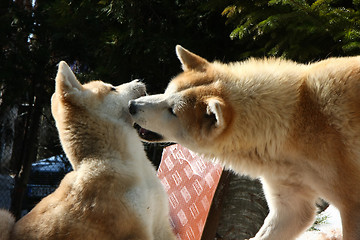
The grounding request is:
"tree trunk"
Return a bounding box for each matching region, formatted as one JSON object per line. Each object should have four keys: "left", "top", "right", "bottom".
{"left": 10, "top": 95, "right": 43, "bottom": 219}
{"left": 216, "top": 174, "right": 269, "bottom": 240}
{"left": 0, "top": 105, "right": 18, "bottom": 173}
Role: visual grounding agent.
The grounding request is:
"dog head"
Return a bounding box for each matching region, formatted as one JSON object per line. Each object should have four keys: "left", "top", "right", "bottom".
{"left": 129, "top": 46, "right": 234, "bottom": 152}
{"left": 52, "top": 61, "right": 146, "bottom": 165}
{"left": 52, "top": 61, "right": 146, "bottom": 127}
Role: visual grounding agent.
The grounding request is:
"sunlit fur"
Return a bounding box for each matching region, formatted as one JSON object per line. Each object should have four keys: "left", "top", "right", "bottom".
{"left": 130, "top": 46, "right": 360, "bottom": 240}
{"left": 0, "top": 62, "right": 175, "bottom": 240}
{"left": 0, "top": 209, "right": 14, "bottom": 240}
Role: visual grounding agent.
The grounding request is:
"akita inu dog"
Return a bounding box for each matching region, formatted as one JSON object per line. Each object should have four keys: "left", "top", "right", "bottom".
{"left": 129, "top": 46, "right": 360, "bottom": 240}
{"left": 0, "top": 62, "right": 175, "bottom": 240}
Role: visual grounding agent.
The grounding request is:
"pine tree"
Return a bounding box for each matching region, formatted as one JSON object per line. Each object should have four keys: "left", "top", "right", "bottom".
{"left": 223, "top": 0, "right": 360, "bottom": 61}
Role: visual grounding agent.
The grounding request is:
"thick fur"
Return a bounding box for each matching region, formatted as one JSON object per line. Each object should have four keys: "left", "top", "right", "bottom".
{"left": 0, "top": 209, "right": 15, "bottom": 240}
{"left": 0, "top": 62, "right": 175, "bottom": 240}
{"left": 129, "top": 46, "right": 360, "bottom": 240}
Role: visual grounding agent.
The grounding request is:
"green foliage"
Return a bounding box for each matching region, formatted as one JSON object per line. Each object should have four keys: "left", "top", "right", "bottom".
{"left": 0, "top": 0, "right": 240, "bottom": 162}
{"left": 39, "top": 0, "right": 239, "bottom": 92}
{"left": 223, "top": 0, "right": 360, "bottom": 61}
{"left": 0, "top": 0, "right": 239, "bottom": 112}
{"left": 308, "top": 211, "right": 329, "bottom": 231}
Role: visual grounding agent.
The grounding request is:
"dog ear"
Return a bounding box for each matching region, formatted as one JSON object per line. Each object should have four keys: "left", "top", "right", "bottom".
{"left": 55, "top": 61, "right": 83, "bottom": 98}
{"left": 176, "top": 45, "right": 210, "bottom": 72}
{"left": 206, "top": 98, "right": 225, "bottom": 129}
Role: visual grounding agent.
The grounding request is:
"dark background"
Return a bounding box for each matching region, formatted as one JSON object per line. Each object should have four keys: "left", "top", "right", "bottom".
{"left": 0, "top": 0, "right": 359, "bottom": 238}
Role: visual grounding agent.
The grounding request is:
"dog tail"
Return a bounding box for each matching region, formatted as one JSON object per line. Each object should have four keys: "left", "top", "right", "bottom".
{"left": 0, "top": 209, "right": 15, "bottom": 240}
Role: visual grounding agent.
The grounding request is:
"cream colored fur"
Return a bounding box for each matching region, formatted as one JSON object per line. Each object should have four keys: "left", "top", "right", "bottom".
{"left": 0, "top": 62, "right": 175, "bottom": 240}
{"left": 0, "top": 209, "right": 15, "bottom": 240}
{"left": 129, "top": 46, "right": 360, "bottom": 240}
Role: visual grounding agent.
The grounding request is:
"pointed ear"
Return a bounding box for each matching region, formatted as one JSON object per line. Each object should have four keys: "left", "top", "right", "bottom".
{"left": 206, "top": 98, "right": 225, "bottom": 128}
{"left": 55, "top": 61, "right": 83, "bottom": 97}
{"left": 176, "top": 45, "right": 210, "bottom": 72}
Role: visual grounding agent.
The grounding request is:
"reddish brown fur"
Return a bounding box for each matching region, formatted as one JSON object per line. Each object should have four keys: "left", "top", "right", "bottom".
{"left": 12, "top": 173, "right": 147, "bottom": 240}
{"left": 129, "top": 46, "right": 360, "bottom": 239}
{"left": 2, "top": 62, "right": 175, "bottom": 240}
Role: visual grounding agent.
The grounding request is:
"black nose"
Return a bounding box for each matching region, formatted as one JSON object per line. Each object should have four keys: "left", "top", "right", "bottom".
{"left": 128, "top": 101, "right": 137, "bottom": 115}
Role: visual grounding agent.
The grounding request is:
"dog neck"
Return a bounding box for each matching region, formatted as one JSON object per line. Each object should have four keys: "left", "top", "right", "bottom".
{"left": 56, "top": 108, "right": 143, "bottom": 170}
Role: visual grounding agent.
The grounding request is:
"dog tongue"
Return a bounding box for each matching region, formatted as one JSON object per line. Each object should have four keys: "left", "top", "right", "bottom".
{"left": 136, "top": 126, "right": 152, "bottom": 138}
{"left": 133, "top": 123, "right": 163, "bottom": 141}
{"left": 139, "top": 127, "right": 149, "bottom": 136}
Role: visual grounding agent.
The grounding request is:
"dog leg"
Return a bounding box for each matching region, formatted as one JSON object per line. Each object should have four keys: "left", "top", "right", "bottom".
{"left": 250, "top": 179, "right": 317, "bottom": 240}
{"left": 154, "top": 217, "right": 176, "bottom": 240}
{"left": 340, "top": 204, "right": 360, "bottom": 240}
{"left": 157, "top": 228, "right": 177, "bottom": 240}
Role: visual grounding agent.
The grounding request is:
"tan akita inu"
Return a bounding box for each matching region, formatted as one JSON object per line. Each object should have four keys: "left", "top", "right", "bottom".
{"left": 0, "top": 62, "right": 175, "bottom": 240}
{"left": 129, "top": 46, "right": 360, "bottom": 240}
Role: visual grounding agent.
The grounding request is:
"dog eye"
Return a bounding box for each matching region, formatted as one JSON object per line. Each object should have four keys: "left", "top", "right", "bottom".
{"left": 110, "top": 87, "right": 117, "bottom": 92}
{"left": 168, "top": 107, "right": 177, "bottom": 117}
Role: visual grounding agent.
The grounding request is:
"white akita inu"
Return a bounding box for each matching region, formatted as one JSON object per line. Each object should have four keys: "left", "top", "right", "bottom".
{"left": 0, "top": 62, "right": 175, "bottom": 240}
{"left": 129, "top": 46, "right": 360, "bottom": 240}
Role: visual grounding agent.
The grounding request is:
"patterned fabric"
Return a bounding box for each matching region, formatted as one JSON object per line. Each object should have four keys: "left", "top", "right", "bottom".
{"left": 158, "top": 144, "right": 223, "bottom": 240}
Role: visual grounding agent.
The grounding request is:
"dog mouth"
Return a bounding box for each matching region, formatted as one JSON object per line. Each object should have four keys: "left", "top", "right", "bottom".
{"left": 133, "top": 123, "right": 164, "bottom": 142}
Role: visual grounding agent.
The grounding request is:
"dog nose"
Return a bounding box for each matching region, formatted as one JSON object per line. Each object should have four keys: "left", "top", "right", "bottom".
{"left": 128, "top": 101, "right": 137, "bottom": 115}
